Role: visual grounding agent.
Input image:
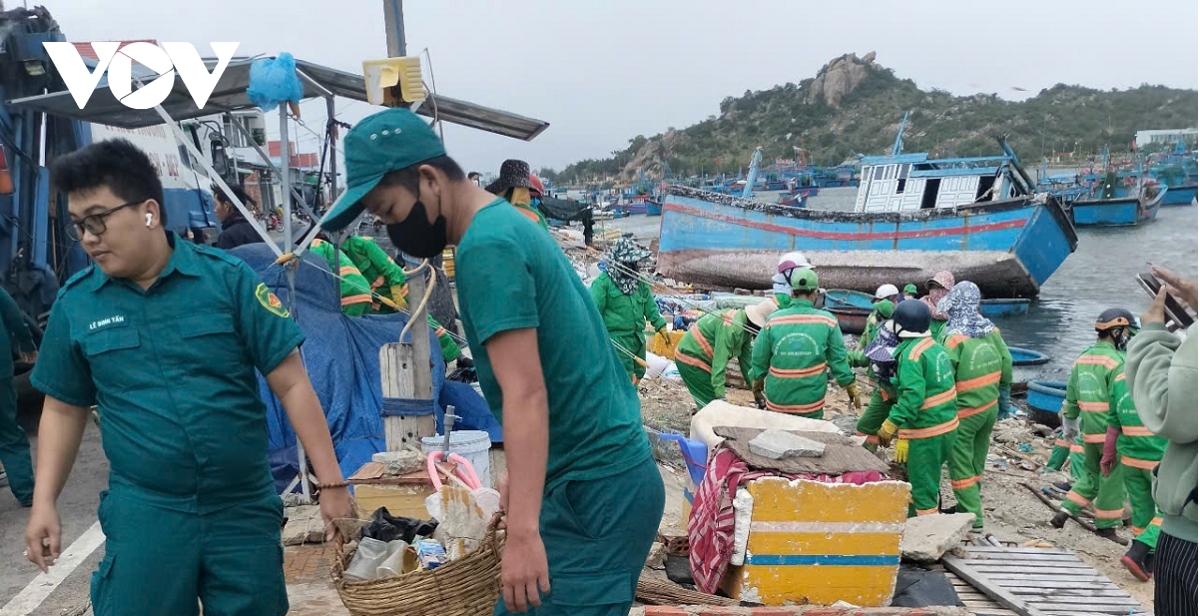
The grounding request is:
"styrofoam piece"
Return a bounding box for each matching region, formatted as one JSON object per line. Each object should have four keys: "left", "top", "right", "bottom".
{"left": 689, "top": 400, "right": 840, "bottom": 452}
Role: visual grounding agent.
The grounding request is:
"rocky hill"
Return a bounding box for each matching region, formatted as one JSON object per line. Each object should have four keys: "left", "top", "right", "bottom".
{"left": 549, "top": 53, "right": 1198, "bottom": 184}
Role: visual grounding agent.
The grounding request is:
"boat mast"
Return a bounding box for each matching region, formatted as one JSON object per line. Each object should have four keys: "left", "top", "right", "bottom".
{"left": 741, "top": 146, "right": 762, "bottom": 199}
{"left": 891, "top": 110, "right": 910, "bottom": 156}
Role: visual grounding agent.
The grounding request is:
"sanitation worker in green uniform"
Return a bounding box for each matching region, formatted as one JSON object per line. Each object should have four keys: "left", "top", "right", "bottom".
{"left": 24, "top": 139, "right": 353, "bottom": 616}
{"left": 590, "top": 236, "right": 669, "bottom": 385}
{"left": 674, "top": 301, "right": 774, "bottom": 410}
{"left": 321, "top": 108, "right": 664, "bottom": 616}
{"left": 938, "top": 281, "right": 1014, "bottom": 531}
{"left": 0, "top": 284, "right": 36, "bottom": 505}
{"left": 877, "top": 300, "right": 960, "bottom": 518}
{"left": 749, "top": 268, "right": 859, "bottom": 419}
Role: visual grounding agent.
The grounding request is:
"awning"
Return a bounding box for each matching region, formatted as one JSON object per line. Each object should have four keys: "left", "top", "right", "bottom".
{"left": 7, "top": 57, "right": 549, "bottom": 141}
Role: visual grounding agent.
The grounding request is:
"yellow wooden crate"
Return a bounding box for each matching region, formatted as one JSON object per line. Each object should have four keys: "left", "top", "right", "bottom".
{"left": 647, "top": 328, "right": 685, "bottom": 358}
{"left": 719, "top": 477, "right": 910, "bottom": 607}
{"left": 352, "top": 482, "right": 436, "bottom": 521}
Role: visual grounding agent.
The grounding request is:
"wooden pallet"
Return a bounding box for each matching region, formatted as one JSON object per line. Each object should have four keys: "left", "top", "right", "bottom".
{"left": 930, "top": 564, "right": 1019, "bottom": 616}
{"left": 943, "top": 546, "right": 1150, "bottom": 616}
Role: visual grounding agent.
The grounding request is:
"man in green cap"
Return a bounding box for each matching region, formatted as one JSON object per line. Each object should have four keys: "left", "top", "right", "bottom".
{"left": 319, "top": 108, "right": 663, "bottom": 615}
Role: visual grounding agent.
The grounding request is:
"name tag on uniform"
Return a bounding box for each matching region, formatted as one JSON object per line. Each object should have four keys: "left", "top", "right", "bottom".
{"left": 88, "top": 315, "right": 128, "bottom": 332}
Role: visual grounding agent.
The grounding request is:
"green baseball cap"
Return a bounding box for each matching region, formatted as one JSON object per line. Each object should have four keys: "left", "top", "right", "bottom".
{"left": 320, "top": 108, "right": 446, "bottom": 231}
{"left": 789, "top": 268, "right": 819, "bottom": 291}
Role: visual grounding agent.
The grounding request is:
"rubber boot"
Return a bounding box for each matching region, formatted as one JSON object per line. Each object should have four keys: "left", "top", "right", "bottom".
{"left": 1144, "top": 551, "right": 1155, "bottom": 578}
{"left": 1120, "top": 541, "right": 1152, "bottom": 582}
{"left": 1050, "top": 510, "right": 1070, "bottom": 529}
{"left": 1094, "top": 527, "right": 1128, "bottom": 545}
{"left": 1052, "top": 481, "right": 1072, "bottom": 492}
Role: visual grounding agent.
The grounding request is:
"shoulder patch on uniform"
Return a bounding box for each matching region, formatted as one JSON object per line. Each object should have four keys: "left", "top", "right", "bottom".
{"left": 255, "top": 283, "right": 290, "bottom": 317}
{"left": 60, "top": 265, "right": 96, "bottom": 293}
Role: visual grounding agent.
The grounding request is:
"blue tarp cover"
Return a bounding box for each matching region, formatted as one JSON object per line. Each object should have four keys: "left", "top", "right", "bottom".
{"left": 230, "top": 243, "right": 499, "bottom": 492}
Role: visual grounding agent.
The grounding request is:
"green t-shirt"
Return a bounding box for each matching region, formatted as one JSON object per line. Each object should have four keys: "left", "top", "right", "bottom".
{"left": 456, "top": 200, "right": 650, "bottom": 492}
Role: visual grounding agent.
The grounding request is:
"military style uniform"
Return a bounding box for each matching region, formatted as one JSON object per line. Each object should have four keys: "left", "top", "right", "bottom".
{"left": 31, "top": 233, "right": 304, "bottom": 616}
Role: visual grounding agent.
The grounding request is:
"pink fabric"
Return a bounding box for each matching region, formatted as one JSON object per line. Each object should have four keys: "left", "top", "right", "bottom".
{"left": 686, "top": 446, "right": 887, "bottom": 593}
{"left": 921, "top": 271, "right": 955, "bottom": 320}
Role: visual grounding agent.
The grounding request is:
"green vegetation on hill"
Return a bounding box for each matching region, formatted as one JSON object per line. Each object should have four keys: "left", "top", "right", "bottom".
{"left": 543, "top": 54, "right": 1197, "bottom": 185}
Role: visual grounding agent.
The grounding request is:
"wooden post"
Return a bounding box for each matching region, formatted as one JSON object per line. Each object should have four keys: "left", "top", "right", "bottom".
{"left": 382, "top": 265, "right": 436, "bottom": 450}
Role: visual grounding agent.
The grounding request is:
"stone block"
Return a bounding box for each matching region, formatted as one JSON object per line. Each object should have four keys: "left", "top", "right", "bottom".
{"left": 900, "top": 513, "right": 977, "bottom": 563}
{"left": 748, "top": 429, "right": 826, "bottom": 460}
{"left": 371, "top": 450, "right": 426, "bottom": 476}
{"left": 282, "top": 505, "right": 327, "bottom": 546}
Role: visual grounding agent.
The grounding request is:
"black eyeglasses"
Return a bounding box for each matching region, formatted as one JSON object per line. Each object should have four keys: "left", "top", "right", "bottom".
{"left": 66, "top": 200, "right": 146, "bottom": 241}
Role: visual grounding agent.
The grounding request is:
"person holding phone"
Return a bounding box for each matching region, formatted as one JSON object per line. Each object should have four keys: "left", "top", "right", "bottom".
{"left": 1126, "top": 265, "right": 1197, "bottom": 615}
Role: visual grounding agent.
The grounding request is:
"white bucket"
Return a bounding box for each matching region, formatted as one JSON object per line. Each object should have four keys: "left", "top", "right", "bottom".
{"left": 421, "top": 430, "right": 492, "bottom": 489}
{"left": 645, "top": 352, "right": 670, "bottom": 379}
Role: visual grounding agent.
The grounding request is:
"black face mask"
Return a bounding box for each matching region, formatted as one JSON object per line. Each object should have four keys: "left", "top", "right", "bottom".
{"left": 386, "top": 197, "right": 448, "bottom": 259}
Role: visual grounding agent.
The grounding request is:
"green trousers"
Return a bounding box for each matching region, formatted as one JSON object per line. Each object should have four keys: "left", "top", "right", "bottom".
{"left": 91, "top": 487, "right": 287, "bottom": 616}
{"left": 1046, "top": 436, "right": 1086, "bottom": 481}
{"left": 609, "top": 330, "right": 647, "bottom": 383}
{"left": 1059, "top": 441, "right": 1127, "bottom": 529}
{"left": 855, "top": 388, "right": 894, "bottom": 450}
{"left": 676, "top": 359, "right": 716, "bottom": 410}
{"left": 494, "top": 455, "right": 664, "bottom": 615}
{"left": 907, "top": 431, "right": 956, "bottom": 518}
{"left": 1123, "top": 462, "right": 1163, "bottom": 550}
{"left": 950, "top": 407, "right": 998, "bottom": 528}
{"left": 0, "top": 374, "right": 32, "bottom": 504}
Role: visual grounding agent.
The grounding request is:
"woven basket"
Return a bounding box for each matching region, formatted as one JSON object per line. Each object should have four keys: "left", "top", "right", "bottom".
{"left": 331, "top": 513, "right": 504, "bottom": 616}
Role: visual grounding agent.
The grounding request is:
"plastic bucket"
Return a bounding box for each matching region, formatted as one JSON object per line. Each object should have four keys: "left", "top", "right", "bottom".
{"left": 656, "top": 433, "right": 708, "bottom": 488}
{"left": 421, "top": 430, "right": 492, "bottom": 489}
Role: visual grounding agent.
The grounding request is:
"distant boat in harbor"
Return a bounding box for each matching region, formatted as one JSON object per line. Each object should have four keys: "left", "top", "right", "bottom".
{"left": 657, "top": 136, "right": 1078, "bottom": 299}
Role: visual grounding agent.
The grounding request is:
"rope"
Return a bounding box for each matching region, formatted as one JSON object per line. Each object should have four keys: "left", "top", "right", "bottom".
{"left": 398, "top": 263, "right": 437, "bottom": 343}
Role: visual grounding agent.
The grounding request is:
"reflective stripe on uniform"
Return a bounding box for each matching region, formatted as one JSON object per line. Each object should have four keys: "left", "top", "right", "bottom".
{"left": 1083, "top": 433, "right": 1108, "bottom": 444}
{"left": 1121, "top": 456, "right": 1160, "bottom": 470}
{"left": 956, "top": 370, "right": 1002, "bottom": 393}
{"left": 951, "top": 475, "right": 981, "bottom": 490}
{"left": 1066, "top": 490, "right": 1091, "bottom": 507}
{"left": 1077, "top": 354, "right": 1120, "bottom": 370}
{"left": 899, "top": 417, "right": 959, "bottom": 440}
{"left": 958, "top": 400, "right": 998, "bottom": 419}
{"left": 674, "top": 348, "right": 711, "bottom": 373}
{"left": 1121, "top": 426, "right": 1155, "bottom": 437}
{"left": 768, "top": 363, "right": 828, "bottom": 379}
{"left": 1078, "top": 401, "right": 1110, "bottom": 413}
{"left": 1095, "top": 508, "right": 1125, "bottom": 520}
{"left": 765, "top": 398, "right": 825, "bottom": 414}
{"left": 688, "top": 325, "right": 715, "bottom": 359}
{"left": 1069, "top": 443, "right": 1085, "bottom": 453}
{"left": 769, "top": 314, "right": 837, "bottom": 328}
{"left": 342, "top": 294, "right": 373, "bottom": 306}
{"left": 921, "top": 389, "right": 957, "bottom": 410}
{"left": 908, "top": 338, "right": 935, "bottom": 361}
{"left": 371, "top": 275, "right": 386, "bottom": 290}
{"left": 916, "top": 506, "right": 939, "bottom": 516}
{"left": 338, "top": 266, "right": 359, "bottom": 277}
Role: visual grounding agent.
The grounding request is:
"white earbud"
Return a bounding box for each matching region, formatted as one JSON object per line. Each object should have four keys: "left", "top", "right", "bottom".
{"left": 145, "top": 213, "right": 153, "bottom": 227}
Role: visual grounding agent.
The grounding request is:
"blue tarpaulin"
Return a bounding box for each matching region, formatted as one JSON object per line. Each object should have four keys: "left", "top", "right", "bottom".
{"left": 229, "top": 244, "right": 492, "bottom": 493}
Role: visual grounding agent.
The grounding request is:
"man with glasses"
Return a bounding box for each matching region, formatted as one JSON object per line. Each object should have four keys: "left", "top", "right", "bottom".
{"left": 25, "top": 138, "right": 353, "bottom": 616}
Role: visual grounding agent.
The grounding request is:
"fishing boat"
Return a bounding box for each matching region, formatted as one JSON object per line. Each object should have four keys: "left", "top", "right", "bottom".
{"left": 646, "top": 201, "right": 663, "bottom": 216}
{"left": 1070, "top": 176, "right": 1166, "bottom": 227}
{"left": 829, "top": 307, "right": 870, "bottom": 335}
{"left": 1161, "top": 184, "right": 1198, "bottom": 206}
{"left": 1009, "top": 347, "right": 1050, "bottom": 366}
{"left": 824, "top": 289, "right": 875, "bottom": 311}
{"left": 979, "top": 298, "right": 1031, "bottom": 318}
{"left": 1026, "top": 380, "right": 1067, "bottom": 427}
{"left": 657, "top": 136, "right": 1078, "bottom": 298}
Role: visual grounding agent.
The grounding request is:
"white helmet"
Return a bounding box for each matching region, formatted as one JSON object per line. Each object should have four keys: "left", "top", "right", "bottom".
{"left": 777, "top": 251, "right": 812, "bottom": 274}
{"left": 874, "top": 284, "right": 900, "bottom": 300}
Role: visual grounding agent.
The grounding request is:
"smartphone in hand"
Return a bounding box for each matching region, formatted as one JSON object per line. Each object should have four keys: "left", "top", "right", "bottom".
{"left": 1137, "top": 272, "right": 1195, "bottom": 331}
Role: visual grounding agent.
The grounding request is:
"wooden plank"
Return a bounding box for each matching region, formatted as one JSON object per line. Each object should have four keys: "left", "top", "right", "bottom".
{"left": 969, "top": 552, "right": 1084, "bottom": 562}
{"left": 1027, "top": 604, "right": 1142, "bottom": 615}
{"left": 1022, "top": 596, "right": 1142, "bottom": 606}
{"left": 970, "top": 564, "right": 1097, "bottom": 573}
{"left": 989, "top": 579, "right": 1114, "bottom": 589}
{"left": 1009, "top": 588, "right": 1132, "bottom": 598}
{"left": 986, "top": 574, "right": 1110, "bottom": 582}
{"left": 966, "top": 547, "right": 1073, "bottom": 555}
{"left": 943, "top": 555, "right": 1052, "bottom": 616}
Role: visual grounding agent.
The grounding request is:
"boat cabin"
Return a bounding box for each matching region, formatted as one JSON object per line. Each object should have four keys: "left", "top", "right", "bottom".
{"left": 853, "top": 152, "right": 1023, "bottom": 213}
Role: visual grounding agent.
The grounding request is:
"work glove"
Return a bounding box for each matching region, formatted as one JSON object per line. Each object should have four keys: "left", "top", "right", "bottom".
{"left": 1060, "top": 413, "right": 1081, "bottom": 441}
{"left": 877, "top": 419, "right": 899, "bottom": 447}
{"left": 1100, "top": 426, "right": 1120, "bottom": 477}
{"left": 656, "top": 327, "right": 671, "bottom": 348}
{"left": 456, "top": 355, "right": 475, "bottom": 370}
{"left": 391, "top": 287, "right": 409, "bottom": 311}
{"left": 894, "top": 439, "right": 909, "bottom": 464}
{"left": 845, "top": 382, "right": 862, "bottom": 411}
{"left": 997, "top": 385, "right": 1016, "bottom": 420}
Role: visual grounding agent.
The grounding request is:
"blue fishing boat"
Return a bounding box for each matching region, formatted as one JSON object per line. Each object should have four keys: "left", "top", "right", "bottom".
{"left": 1009, "top": 347, "right": 1050, "bottom": 366}
{"left": 1027, "top": 380, "right": 1067, "bottom": 427}
{"left": 657, "top": 136, "right": 1078, "bottom": 298}
{"left": 979, "top": 298, "right": 1031, "bottom": 318}
{"left": 646, "top": 201, "right": 663, "bottom": 216}
{"left": 829, "top": 307, "right": 871, "bottom": 335}
{"left": 1070, "top": 180, "right": 1165, "bottom": 227}
{"left": 824, "top": 289, "right": 876, "bottom": 311}
{"left": 1162, "top": 184, "right": 1198, "bottom": 206}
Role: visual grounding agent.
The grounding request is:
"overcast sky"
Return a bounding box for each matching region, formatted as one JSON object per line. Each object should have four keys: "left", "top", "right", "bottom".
{"left": 37, "top": 0, "right": 1200, "bottom": 174}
